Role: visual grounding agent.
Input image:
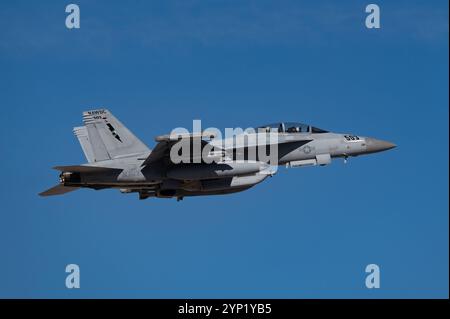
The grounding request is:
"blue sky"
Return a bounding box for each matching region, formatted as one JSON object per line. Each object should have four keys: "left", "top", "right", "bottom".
{"left": 0, "top": 0, "right": 448, "bottom": 298}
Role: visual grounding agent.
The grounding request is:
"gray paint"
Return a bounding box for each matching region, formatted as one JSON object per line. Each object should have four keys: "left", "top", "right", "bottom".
{"left": 40, "top": 110, "right": 396, "bottom": 200}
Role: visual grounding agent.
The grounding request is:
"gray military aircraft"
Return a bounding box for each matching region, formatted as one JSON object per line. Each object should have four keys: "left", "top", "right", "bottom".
{"left": 40, "top": 109, "right": 396, "bottom": 200}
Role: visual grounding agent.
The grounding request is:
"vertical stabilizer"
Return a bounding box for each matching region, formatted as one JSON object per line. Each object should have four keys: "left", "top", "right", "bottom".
{"left": 73, "top": 126, "right": 96, "bottom": 163}
{"left": 82, "top": 109, "right": 150, "bottom": 159}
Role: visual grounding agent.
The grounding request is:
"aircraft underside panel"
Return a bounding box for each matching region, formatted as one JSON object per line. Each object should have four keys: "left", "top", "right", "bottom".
{"left": 78, "top": 170, "right": 271, "bottom": 199}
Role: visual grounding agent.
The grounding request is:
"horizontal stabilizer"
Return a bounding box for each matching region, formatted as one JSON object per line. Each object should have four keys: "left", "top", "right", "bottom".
{"left": 53, "top": 165, "right": 123, "bottom": 173}
{"left": 39, "top": 185, "right": 79, "bottom": 197}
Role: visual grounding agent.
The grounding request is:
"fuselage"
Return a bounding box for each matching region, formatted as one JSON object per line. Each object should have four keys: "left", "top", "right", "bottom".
{"left": 59, "top": 130, "right": 395, "bottom": 199}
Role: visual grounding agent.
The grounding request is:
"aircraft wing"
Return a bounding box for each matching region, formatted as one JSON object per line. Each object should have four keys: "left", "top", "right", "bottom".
{"left": 141, "top": 140, "right": 170, "bottom": 166}
{"left": 141, "top": 132, "right": 313, "bottom": 167}
{"left": 39, "top": 184, "right": 79, "bottom": 197}
{"left": 154, "top": 131, "right": 217, "bottom": 142}
{"left": 142, "top": 131, "right": 218, "bottom": 167}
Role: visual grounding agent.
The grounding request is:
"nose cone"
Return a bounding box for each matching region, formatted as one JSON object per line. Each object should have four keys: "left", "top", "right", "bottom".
{"left": 365, "top": 138, "right": 396, "bottom": 154}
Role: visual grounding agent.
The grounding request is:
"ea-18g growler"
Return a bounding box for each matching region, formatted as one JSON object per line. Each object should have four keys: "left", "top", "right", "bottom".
{"left": 40, "top": 109, "right": 396, "bottom": 201}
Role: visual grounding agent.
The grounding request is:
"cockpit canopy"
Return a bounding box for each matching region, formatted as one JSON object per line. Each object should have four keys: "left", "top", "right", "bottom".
{"left": 257, "top": 122, "right": 328, "bottom": 134}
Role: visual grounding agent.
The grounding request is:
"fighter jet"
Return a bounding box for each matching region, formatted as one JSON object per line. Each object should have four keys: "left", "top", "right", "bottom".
{"left": 40, "top": 109, "right": 396, "bottom": 200}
